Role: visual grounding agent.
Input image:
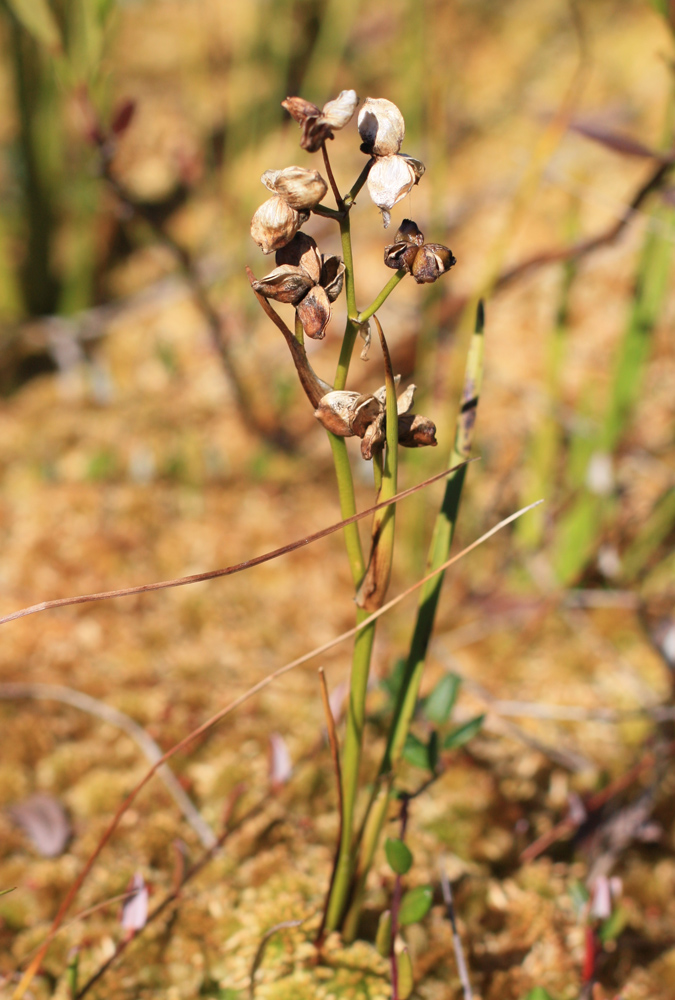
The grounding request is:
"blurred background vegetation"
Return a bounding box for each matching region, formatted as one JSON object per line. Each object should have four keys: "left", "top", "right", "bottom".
{"left": 1, "top": 1, "right": 675, "bottom": 998}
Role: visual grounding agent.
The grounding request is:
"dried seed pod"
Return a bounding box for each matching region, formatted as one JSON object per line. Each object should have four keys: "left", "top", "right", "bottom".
{"left": 320, "top": 89, "right": 359, "bottom": 129}
{"left": 396, "top": 219, "right": 425, "bottom": 245}
{"left": 358, "top": 98, "right": 405, "bottom": 157}
{"left": 262, "top": 165, "right": 328, "bottom": 211}
{"left": 283, "top": 90, "right": 359, "bottom": 153}
{"left": 250, "top": 196, "right": 307, "bottom": 254}
{"left": 281, "top": 96, "right": 322, "bottom": 124}
{"left": 314, "top": 390, "right": 381, "bottom": 437}
{"left": 314, "top": 390, "right": 362, "bottom": 436}
{"left": 367, "top": 154, "right": 423, "bottom": 228}
{"left": 398, "top": 412, "right": 438, "bottom": 448}
{"left": 411, "top": 243, "right": 456, "bottom": 284}
{"left": 384, "top": 240, "right": 419, "bottom": 271}
{"left": 361, "top": 415, "right": 386, "bottom": 460}
{"left": 297, "top": 283, "right": 332, "bottom": 339}
{"left": 320, "top": 255, "right": 346, "bottom": 302}
{"left": 275, "top": 232, "right": 321, "bottom": 283}
{"left": 251, "top": 264, "right": 314, "bottom": 305}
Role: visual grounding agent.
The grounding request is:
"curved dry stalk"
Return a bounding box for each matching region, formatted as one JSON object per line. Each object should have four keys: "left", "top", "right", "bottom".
{"left": 0, "top": 465, "right": 472, "bottom": 628}
{"left": 0, "top": 682, "right": 215, "bottom": 849}
{"left": 11, "top": 499, "right": 542, "bottom": 1000}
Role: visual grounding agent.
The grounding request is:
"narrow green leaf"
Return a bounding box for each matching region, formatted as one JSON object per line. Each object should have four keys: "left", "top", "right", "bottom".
{"left": 424, "top": 673, "right": 461, "bottom": 723}
{"left": 395, "top": 947, "right": 414, "bottom": 999}
{"left": 0, "top": 887, "right": 16, "bottom": 897}
{"left": 443, "top": 714, "right": 485, "bottom": 750}
{"left": 521, "top": 989, "right": 554, "bottom": 1000}
{"left": 385, "top": 837, "right": 413, "bottom": 875}
{"left": 402, "top": 733, "right": 431, "bottom": 770}
{"left": 382, "top": 658, "right": 407, "bottom": 699}
{"left": 5, "top": 0, "right": 62, "bottom": 51}
{"left": 383, "top": 300, "right": 484, "bottom": 773}
{"left": 398, "top": 885, "right": 433, "bottom": 925}
{"left": 375, "top": 909, "right": 392, "bottom": 957}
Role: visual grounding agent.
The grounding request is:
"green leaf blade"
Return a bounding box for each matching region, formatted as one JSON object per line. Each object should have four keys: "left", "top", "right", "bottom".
{"left": 385, "top": 837, "right": 413, "bottom": 875}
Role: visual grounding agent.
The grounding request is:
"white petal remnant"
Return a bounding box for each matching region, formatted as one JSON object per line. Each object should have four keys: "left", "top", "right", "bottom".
{"left": 358, "top": 97, "right": 405, "bottom": 156}
{"left": 250, "top": 195, "right": 306, "bottom": 254}
{"left": 261, "top": 165, "right": 328, "bottom": 211}
{"left": 366, "top": 154, "right": 423, "bottom": 228}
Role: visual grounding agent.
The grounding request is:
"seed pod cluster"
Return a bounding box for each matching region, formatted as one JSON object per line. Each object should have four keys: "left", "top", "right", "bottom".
{"left": 314, "top": 379, "right": 437, "bottom": 460}
{"left": 251, "top": 233, "right": 345, "bottom": 339}
{"left": 251, "top": 166, "right": 329, "bottom": 254}
{"left": 384, "top": 219, "right": 456, "bottom": 283}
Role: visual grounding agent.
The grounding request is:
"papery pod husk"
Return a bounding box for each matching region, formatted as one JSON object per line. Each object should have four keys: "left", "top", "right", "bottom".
{"left": 384, "top": 240, "right": 419, "bottom": 272}
{"left": 251, "top": 264, "right": 314, "bottom": 305}
{"left": 395, "top": 948, "right": 414, "bottom": 1000}
{"left": 297, "top": 283, "right": 331, "bottom": 339}
{"left": 320, "top": 89, "right": 359, "bottom": 129}
{"left": 367, "top": 155, "right": 419, "bottom": 229}
{"left": 350, "top": 394, "right": 382, "bottom": 437}
{"left": 320, "top": 255, "right": 345, "bottom": 302}
{"left": 360, "top": 413, "right": 386, "bottom": 460}
{"left": 276, "top": 232, "right": 321, "bottom": 284}
{"left": 398, "top": 412, "right": 438, "bottom": 448}
{"left": 281, "top": 96, "right": 321, "bottom": 124}
{"left": 250, "top": 196, "right": 307, "bottom": 254}
{"left": 262, "top": 165, "right": 328, "bottom": 211}
{"left": 375, "top": 910, "right": 392, "bottom": 958}
{"left": 314, "top": 390, "right": 361, "bottom": 437}
{"left": 358, "top": 97, "right": 405, "bottom": 156}
{"left": 396, "top": 218, "right": 424, "bottom": 244}
{"left": 372, "top": 374, "right": 402, "bottom": 407}
{"left": 411, "top": 243, "right": 456, "bottom": 284}
{"left": 399, "top": 153, "right": 425, "bottom": 182}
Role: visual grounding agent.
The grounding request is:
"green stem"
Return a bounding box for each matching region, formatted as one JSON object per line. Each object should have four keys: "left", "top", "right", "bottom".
{"left": 343, "top": 301, "right": 486, "bottom": 933}
{"left": 327, "top": 432, "right": 365, "bottom": 586}
{"left": 357, "top": 270, "right": 407, "bottom": 325}
{"left": 334, "top": 213, "right": 359, "bottom": 389}
{"left": 313, "top": 203, "right": 345, "bottom": 220}
{"left": 344, "top": 158, "right": 375, "bottom": 207}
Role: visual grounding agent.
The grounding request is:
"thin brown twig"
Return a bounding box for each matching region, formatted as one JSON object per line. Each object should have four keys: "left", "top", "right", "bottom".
{"left": 74, "top": 785, "right": 251, "bottom": 999}
{"left": 438, "top": 159, "right": 674, "bottom": 330}
{"left": 95, "top": 133, "right": 289, "bottom": 449}
{"left": 0, "top": 462, "right": 473, "bottom": 627}
{"left": 520, "top": 740, "right": 675, "bottom": 863}
{"left": 11, "top": 499, "right": 542, "bottom": 1000}
{"left": 321, "top": 141, "right": 344, "bottom": 210}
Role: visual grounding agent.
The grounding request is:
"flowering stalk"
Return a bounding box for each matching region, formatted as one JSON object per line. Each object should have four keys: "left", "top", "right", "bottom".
{"left": 247, "top": 89, "right": 458, "bottom": 940}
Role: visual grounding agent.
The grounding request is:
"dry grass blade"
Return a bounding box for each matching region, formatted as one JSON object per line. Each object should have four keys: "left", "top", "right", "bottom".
{"left": 249, "top": 919, "right": 305, "bottom": 999}
{"left": 11, "top": 499, "right": 543, "bottom": 999}
{"left": 0, "top": 464, "right": 472, "bottom": 627}
{"left": 0, "top": 682, "right": 216, "bottom": 848}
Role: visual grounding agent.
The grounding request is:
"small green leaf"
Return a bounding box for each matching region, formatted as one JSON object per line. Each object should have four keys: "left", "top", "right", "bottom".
{"left": 375, "top": 909, "right": 392, "bottom": 957}
{"left": 443, "top": 714, "right": 485, "bottom": 750}
{"left": 424, "top": 673, "right": 461, "bottom": 723}
{"left": 398, "top": 885, "right": 433, "bottom": 925}
{"left": 395, "top": 947, "right": 414, "bottom": 999}
{"left": 5, "top": 0, "right": 62, "bottom": 51}
{"left": 385, "top": 837, "right": 413, "bottom": 875}
{"left": 521, "top": 989, "right": 554, "bottom": 1000}
{"left": 402, "top": 732, "right": 431, "bottom": 770}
